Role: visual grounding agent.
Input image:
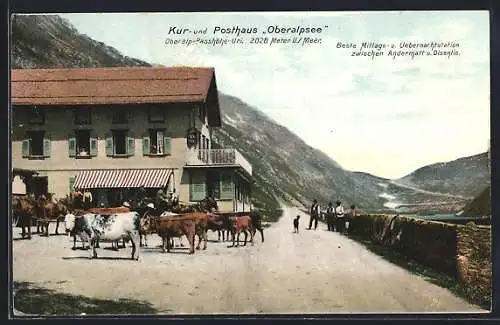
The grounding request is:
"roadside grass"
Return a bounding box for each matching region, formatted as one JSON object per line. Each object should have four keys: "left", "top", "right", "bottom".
{"left": 13, "top": 281, "right": 159, "bottom": 316}
{"left": 346, "top": 234, "right": 491, "bottom": 310}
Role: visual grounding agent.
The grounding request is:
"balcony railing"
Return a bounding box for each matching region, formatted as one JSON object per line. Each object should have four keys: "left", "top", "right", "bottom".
{"left": 186, "top": 149, "right": 252, "bottom": 176}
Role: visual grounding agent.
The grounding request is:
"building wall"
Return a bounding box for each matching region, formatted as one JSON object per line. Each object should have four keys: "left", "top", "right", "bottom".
{"left": 12, "top": 175, "right": 26, "bottom": 195}
{"left": 193, "top": 104, "right": 212, "bottom": 150}
{"left": 182, "top": 167, "right": 251, "bottom": 212}
{"left": 11, "top": 103, "right": 249, "bottom": 207}
{"left": 217, "top": 200, "right": 234, "bottom": 213}
{"left": 12, "top": 103, "right": 212, "bottom": 199}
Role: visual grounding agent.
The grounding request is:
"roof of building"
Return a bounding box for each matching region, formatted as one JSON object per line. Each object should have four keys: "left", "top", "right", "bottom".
{"left": 11, "top": 67, "right": 221, "bottom": 126}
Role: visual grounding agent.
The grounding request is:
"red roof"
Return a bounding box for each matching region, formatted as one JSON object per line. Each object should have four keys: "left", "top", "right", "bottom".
{"left": 11, "top": 66, "right": 221, "bottom": 126}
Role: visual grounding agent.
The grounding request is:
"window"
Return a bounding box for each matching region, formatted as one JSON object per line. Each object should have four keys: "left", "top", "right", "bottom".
{"left": 27, "top": 131, "right": 44, "bottom": 156}
{"left": 76, "top": 130, "right": 90, "bottom": 157}
{"left": 220, "top": 172, "right": 233, "bottom": 200}
{"left": 69, "top": 130, "right": 97, "bottom": 158}
{"left": 149, "top": 129, "right": 165, "bottom": 154}
{"left": 148, "top": 106, "right": 165, "bottom": 123}
{"left": 112, "top": 110, "right": 128, "bottom": 124}
{"left": 22, "top": 131, "right": 51, "bottom": 158}
{"left": 106, "top": 130, "right": 135, "bottom": 157}
{"left": 74, "top": 108, "right": 91, "bottom": 125}
{"left": 206, "top": 171, "right": 221, "bottom": 199}
{"left": 190, "top": 171, "right": 206, "bottom": 202}
{"left": 28, "top": 108, "right": 45, "bottom": 125}
{"left": 113, "top": 130, "right": 127, "bottom": 155}
{"left": 142, "top": 130, "right": 171, "bottom": 156}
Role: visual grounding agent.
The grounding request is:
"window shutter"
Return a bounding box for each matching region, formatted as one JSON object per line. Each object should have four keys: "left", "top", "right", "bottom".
{"left": 22, "top": 139, "right": 30, "bottom": 157}
{"left": 127, "top": 134, "right": 135, "bottom": 156}
{"left": 190, "top": 171, "right": 206, "bottom": 201}
{"left": 68, "top": 135, "right": 76, "bottom": 157}
{"left": 164, "top": 136, "right": 172, "bottom": 155}
{"left": 69, "top": 176, "right": 76, "bottom": 193}
{"left": 220, "top": 172, "right": 233, "bottom": 200}
{"left": 43, "top": 134, "right": 51, "bottom": 158}
{"left": 90, "top": 132, "right": 98, "bottom": 157}
{"left": 105, "top": 133, "right": 113, "bottom": 156}
{"left": 142, "top": 133, "right": 150, "bottom": 155}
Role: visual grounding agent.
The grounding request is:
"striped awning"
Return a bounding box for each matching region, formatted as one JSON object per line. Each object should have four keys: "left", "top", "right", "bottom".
{"left": 74, "top": 169, "right": 173, "bottom": 189}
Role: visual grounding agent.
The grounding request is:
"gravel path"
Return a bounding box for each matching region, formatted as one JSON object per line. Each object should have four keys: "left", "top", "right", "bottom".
{"left": 12, "top": 206, "right": 485, "bottom": 314}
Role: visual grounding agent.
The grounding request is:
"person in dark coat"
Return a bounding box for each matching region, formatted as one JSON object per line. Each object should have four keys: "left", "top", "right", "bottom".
{"left": 326, "top": 202, "right": 335, "bottom": 231}
{"left": 307, "top": 199, "right": 320, "bottom": 230}
{"left": 134, "top": 185, "right": 148, "bottom": 207}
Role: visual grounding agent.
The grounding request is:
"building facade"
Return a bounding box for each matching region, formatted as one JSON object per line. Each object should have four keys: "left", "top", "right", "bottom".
{"left": 11, "top": 67, "right": 252, "bottom": 212}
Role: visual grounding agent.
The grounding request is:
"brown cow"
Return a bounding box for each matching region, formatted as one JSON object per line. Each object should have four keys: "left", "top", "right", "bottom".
{"left": 207, "top": 213, "right": 232, "bottom": 242}
{"left": 12, "top": 195, "right": 36, "bottom": 239}
{"left": 37, "top": 195, "right": 68, "bottom": 236}
{"left": 229, "top": 215, "right": 255, "bottom": 247}
{"left": 141, "top": 214, "right": 197, "bottom": 254}
{"left": 189, "top": 212, "right": 209, "bottom": 250}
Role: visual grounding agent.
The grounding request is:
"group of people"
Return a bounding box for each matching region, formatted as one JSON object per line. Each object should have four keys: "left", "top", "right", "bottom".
{"left": 304, "top": 198, "right": 357, "bottom": 234}
{"left": 71, "top": 186, "right": 180, "bottom": 211}
{"left": 154, "top": 187, "right": 179, "bottom": 211}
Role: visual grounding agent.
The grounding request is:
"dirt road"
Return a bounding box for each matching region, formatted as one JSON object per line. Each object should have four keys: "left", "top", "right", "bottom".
{"left": 12, "top": 206, "right": 484, "bottom": 314}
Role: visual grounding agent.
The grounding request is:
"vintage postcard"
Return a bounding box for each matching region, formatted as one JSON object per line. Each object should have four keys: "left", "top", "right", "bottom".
{"left": 10, "top": 11, "right": 491, "bottom": 316}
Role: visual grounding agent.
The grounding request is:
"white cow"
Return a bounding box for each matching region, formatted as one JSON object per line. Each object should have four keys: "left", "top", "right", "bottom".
{"left": 64, "top": 212, "right": 141, "bottom": 260}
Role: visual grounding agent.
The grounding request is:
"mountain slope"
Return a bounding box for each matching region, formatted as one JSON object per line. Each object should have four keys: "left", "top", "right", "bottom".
{"left": 213, "top": 94, "right": 390, "bottom": 210}
{"left": 461, "top": 186, "right": 491, "bottom": 217}
{"left": 396, "top": 152, "right": 490, "bottom": 198}
{"left": 11, "top": 15, "right": 150, "bottom": 69}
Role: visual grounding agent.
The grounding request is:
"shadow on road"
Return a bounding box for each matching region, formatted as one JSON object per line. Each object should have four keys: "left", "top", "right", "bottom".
{"left": 12, "top": 281, "right": 158, "bottom": 316}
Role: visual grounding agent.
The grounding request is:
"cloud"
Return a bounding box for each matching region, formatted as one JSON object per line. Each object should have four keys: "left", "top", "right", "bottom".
{"left": 59, "top": 11, "right": 490, "bottom": 179}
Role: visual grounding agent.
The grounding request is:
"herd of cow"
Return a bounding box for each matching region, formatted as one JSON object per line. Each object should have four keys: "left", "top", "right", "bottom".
{"left": 12, "top": 193, "right": 265, "bottom": 260}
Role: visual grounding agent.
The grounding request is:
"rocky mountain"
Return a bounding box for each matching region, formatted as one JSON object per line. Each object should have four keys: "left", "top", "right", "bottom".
{"left": 11, "top": 14, "right": 489, "bottom": 217}
{"left": 11, "top": 15, "right": 150, "bottom": 69}
{"left": 213, "top": 94, "right": 392, "bottom": 211}
{"left": 396, "top": 152, "right": 490, "bottom": 198}
{"left": 461, "top": 186, "right": 491, "bottom": 217}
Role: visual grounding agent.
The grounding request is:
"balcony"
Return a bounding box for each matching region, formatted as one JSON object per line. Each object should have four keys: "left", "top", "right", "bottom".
{"left": 186, "top": 149, "right": 252, "bottom": 176}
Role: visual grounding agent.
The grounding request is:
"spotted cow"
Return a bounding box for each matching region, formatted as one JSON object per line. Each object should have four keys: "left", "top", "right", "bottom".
{"left": 64, "top": 211, "right": 141, "bottom": 260}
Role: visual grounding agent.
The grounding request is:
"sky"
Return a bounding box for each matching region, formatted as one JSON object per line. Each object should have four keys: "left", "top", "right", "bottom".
{"left": 54, "top": 11, "right": 489, "bottom": 179}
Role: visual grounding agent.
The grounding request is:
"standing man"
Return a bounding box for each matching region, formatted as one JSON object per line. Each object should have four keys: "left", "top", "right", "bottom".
{"left": 335, "top": 200, "right": 346, "bottom": 233}
{"left": 326, "top": 202, "right": 335, "bottom": 231}
{"left": 170, "top": 188, "right": 179, "bottom": 208}
{"left": 83, "top": 190, "right": 93, "bottom": 209}
{"left": 156, "top": 187, "right": 169, "bottom": 212}
{"left": 307, "top": 199, "right": 320, "bottom": 230}
{"left": 136, "top": 185, "right": 147, "bottom": 205}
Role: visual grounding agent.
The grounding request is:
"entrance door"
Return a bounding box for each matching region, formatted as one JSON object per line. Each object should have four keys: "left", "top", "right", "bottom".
{"left": 32, "top": 176, "right": 48, "bottom": 196}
